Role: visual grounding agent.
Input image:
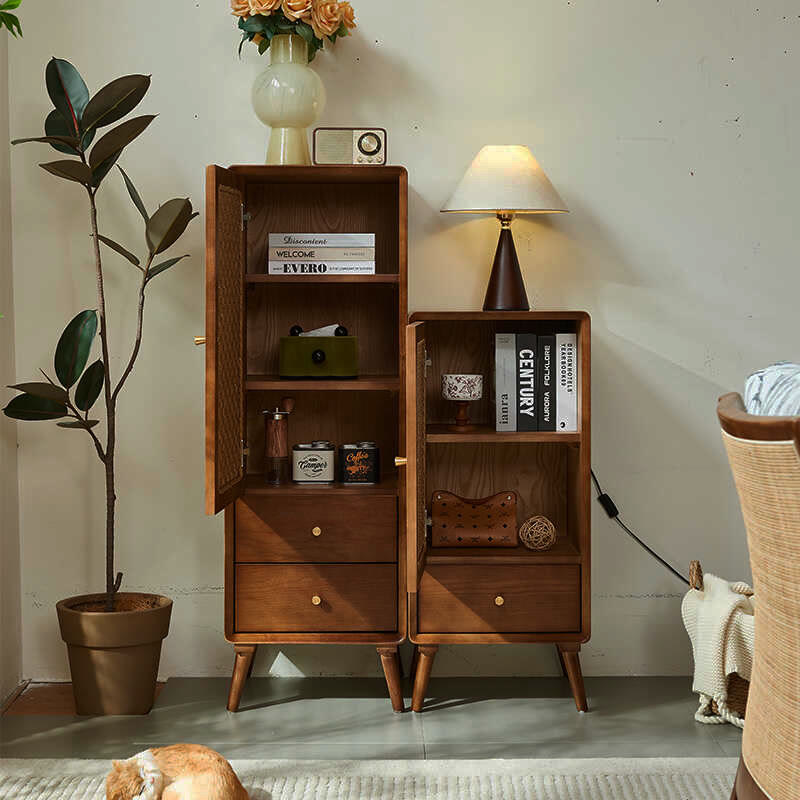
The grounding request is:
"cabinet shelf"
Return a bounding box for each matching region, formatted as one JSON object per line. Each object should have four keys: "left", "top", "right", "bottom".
{"left": 426, "top": 424, "right": 580, "bottom": 444}
{"left": 246, "top": 274, "right": 400, "bottom": 285}
{"left": 245, "top": 474, "right": 398, "bottom": 496}
{"left": 247, "top": 375, "right": 401, "bottom": 391}
{"left": 427, "top": 537, "right": 581, "bottom": 565}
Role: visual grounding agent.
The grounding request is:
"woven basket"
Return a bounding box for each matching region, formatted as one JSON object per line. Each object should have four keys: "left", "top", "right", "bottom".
{"left": 689, "top": 560, "right": 750, "bottom": 718}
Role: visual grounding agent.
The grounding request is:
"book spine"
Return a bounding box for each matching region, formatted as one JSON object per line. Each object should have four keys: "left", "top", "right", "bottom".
{"left": 537, "top": 334, "right": 556, "bottom": 431}
{"left": 516, "top": 334, "right": 538, "bottom": 431}
{"left": 495, "top": 334, "right": 516, "bottom": 431}
{"left": 555, "top": 333, "right": 578, "bottom": 432}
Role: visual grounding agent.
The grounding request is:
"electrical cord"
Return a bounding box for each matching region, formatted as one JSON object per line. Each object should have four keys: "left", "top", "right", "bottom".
{"left": 590, "top": 468, "right": 690, "bottom": 587}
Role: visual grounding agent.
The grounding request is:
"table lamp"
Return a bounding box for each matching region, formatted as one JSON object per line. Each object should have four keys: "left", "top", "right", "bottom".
{"left": 441, "top": 145, "right": 568, "bottom": 311}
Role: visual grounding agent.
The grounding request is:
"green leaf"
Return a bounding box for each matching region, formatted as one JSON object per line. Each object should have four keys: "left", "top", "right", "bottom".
{"left": 54, "top": 310, "right": 98, "bottom": 388}
{"left": 258, "top": 37, "right": 269, "bottom": 55}
{"left": 0, "top": 1, "right": 23, "bottom": 10}
{"left": 147, "top": 254, "right": 189, "bottom": 281}
{"left": 88, "top": 115, "right": 156, "bottom": 170}
{"left": 0, "top": 12, "right": 22, "bottom": 37}
{"left": 238, "top": 32, "right": 249, "bottom": 58}
{"left": 241, "top": 14, "right": 268, "bottom": 33}
{"left": 58, "top": 419, "right": 100, "bottom": 429}
{"left": 39, "top": 160, "right": 92, "bottom": 185}
{"left": 45, "top": 109, "right": 93, "bottom": 155}
{"left": 8, "top": 382, "right": 68, "bottom": 403}
{"left": 3, "top": 394, "right": 67, "bottom": 421}
{"left": 45, "top": 58, "right": 89, "bottom": 135}
{"left": 118, "top": 166, "right": 148, "bottom": 222}
{"left": 97, "top": 235, "right": 140, "bottom": 267}
{"left": 11, "top": 135, "right": 81, "bottom": 153}
{"left": 90, "top": 152, "right": 121, "bottom": 188}
{"left": 81, "top": 74, "right": 151, "bottom": 132}
{"left": 74, "top": 359, "right": 104, "bottom": 411}
{"left": 295, "top": 21, "right": 314, "bottom": 46}
{"left": 146, "top": 198, "right": 197, "bottom": 255}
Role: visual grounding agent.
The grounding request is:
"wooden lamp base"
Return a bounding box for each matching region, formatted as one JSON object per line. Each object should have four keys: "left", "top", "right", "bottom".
{"left": 449, "top": 400, "right": 476, "bottom": 432}
{"left": 483, "top": 214, "right": 530, "bottom": 312}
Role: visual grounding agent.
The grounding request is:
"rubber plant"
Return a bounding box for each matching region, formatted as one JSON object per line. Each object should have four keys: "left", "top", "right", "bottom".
{"left": 4, "top": 58, "right": 197, "bottom": 611}
{"left": 0, "top": 0, "right": 23, "bottom": 37}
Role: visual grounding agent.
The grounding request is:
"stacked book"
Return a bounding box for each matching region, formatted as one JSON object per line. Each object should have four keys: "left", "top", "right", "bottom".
{"left": 268, "top": 233, "right": 375, "bottom": 275}
{"left": 495, "top": 332, "right": 578, "bottom": 432}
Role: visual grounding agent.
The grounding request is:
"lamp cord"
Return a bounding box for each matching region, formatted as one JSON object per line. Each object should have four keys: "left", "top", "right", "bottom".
{"left": 590, "top": 469, "right": 690, "bottom": 587}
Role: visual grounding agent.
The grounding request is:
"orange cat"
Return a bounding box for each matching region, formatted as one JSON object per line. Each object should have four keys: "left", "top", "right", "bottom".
{"left": 106, "top": 744, "right": 249, "bottom": 800}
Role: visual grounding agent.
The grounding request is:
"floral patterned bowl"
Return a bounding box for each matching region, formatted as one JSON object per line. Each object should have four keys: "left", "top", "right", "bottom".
{"left": 441, "top": 374, "right": 483, "bottom": 401}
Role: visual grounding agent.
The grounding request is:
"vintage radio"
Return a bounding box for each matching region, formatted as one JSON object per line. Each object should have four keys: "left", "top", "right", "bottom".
{"left": 313, "top": 127, "right": 387, "bottom": 165}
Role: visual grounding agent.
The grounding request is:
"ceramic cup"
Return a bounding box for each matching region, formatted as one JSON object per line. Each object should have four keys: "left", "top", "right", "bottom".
{"left": 441, "top": 374, "right": 483, "bottom": 402}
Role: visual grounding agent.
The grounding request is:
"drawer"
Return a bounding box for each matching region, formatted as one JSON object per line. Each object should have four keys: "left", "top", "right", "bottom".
{"left": 418, "top": 565, "right": 580, "bottom": 634}
{"left": 236, "top": 564, "right": 397, "bottom": 632}
{"left": 235, "top": 496, "right": 396, "bottom": 563}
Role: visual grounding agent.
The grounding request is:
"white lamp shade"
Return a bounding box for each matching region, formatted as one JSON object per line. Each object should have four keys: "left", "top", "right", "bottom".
{"left": 441, "top": 145, "right": 568, "bottom": 215}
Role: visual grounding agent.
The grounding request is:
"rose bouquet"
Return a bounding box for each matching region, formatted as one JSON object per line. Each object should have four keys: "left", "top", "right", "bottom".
{"left": 232, "top": 0, "right": 356, "bottom": 61}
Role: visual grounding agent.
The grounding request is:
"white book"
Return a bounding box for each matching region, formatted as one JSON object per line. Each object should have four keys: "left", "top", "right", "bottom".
{"left": 495, "top": 333, "right": 517, "bottom": 431}
{"left": 268, "top": 247, "right": 375, "bottom": 262}
{"left": 269, "top": 261, "right": 375, "bottom": 275}
{"left": 269, "top": 233, "right": 375, "bottom": 248}
{"left": 268, "top": 233, "right": 376, "bottom": 274}
{"left": 555, "top": 333, "right": 578, "bottom": 432}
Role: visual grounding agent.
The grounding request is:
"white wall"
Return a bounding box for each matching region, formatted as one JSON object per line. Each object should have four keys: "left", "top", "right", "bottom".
{"left": 1, "top": 30, "right": 22, "bottom": 702}
{"left": 7, "top": 0, "right": 795, "bottom": 680}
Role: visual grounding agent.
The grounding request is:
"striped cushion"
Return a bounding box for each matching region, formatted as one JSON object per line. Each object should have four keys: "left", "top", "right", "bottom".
{"left": 745, "top": 362, "right": 800, "bottom": 416}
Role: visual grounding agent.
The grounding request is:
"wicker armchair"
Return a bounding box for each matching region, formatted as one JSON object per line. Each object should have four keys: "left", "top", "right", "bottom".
{"left": 718, "top": 393, "right": 800, "bottom": 800}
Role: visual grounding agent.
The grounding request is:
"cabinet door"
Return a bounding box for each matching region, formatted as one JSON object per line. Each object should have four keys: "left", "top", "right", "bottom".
{"left": 205, "top": 165, "right": 247, "bottom": 515}
{"left": 405, "top": 322, "right": 427, "bottom": 590}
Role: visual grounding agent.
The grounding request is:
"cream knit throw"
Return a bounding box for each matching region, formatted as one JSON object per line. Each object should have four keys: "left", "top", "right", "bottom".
{"left": 681, "top": 573, "right": 755, "bottom": 727}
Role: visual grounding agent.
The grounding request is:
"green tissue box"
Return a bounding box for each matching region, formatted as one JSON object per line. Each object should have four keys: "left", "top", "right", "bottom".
{"left": 279, "top": 336, "right": 359, "bottom": 378}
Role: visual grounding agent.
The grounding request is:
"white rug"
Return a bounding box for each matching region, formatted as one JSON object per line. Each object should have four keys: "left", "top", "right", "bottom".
{"left": 0, "top": 757, "right": 739, "bottom": 799}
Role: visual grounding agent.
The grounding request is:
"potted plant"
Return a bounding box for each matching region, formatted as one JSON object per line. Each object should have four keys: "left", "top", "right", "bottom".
{"left": 4, "top": 58, "right": 197, "bottom": 715}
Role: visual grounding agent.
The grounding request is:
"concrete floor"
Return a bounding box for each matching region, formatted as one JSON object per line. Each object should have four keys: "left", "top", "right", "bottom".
{"left": 0, "top": 677, "right": 742, "bottom": 760}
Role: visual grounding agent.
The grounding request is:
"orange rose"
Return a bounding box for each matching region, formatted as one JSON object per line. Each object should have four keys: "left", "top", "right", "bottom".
{"left": 231, "top": 0, "right": 250, "bottom": 17}
{"left": 338, "top": 1, "right": 356, "bottom": 29}
{"left": 311, "top": 0, "right": 342, "bottom": 38}
{"left": 249, "top": 0, "right": 281, "bottom": 12}
{"left": 282, "top": 0, "right": 312, "bottom": 21}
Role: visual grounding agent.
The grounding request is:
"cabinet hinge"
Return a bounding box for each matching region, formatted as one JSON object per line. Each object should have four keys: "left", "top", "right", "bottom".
{"left": 424, "top": 349, "right": 431, "bottom": 377}
{"left": 241, "top": 205, "right": 251, "bottom": 230}
{"left": 241, "top": 439, "right": 250, "bottom": 471}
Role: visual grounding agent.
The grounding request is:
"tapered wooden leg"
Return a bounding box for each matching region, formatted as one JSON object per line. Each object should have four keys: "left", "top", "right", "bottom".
{"left": 411, "top": 645, "right": 438, "bottom": 712}
{"left": 377, "top": 647, "right": 405, "bottom": 713}
{"left": 227, "top": 645, "right": 256, "bottom": 712}
{"left": 246, "top": 644, "right": 259, "bottom": 678}
{"left": 557, "top": 643, "right": 588, "bottom": 712}
{"left": 555, "top": 644, "right": 568, "bottom": 677}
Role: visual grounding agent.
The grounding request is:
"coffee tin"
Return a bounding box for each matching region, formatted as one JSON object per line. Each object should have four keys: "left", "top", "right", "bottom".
{"left": 339, "top": 441, "right": 380, "bottom": 485}
{"left": 292, "top": 441, "right": 335, "bottom": 483}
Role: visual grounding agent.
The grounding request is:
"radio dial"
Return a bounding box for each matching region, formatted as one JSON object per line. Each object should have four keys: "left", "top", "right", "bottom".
{"left": 358, "top": 132, "right": 382, "bottom": 156}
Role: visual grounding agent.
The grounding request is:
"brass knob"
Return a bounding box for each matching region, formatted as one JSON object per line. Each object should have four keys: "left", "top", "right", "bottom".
{"left": 194, "top": 336, "right": 206, "bottom": 346}
{"left": 311, "top": 595, "right": 322, "bottom": 606}
{"left": 494, "top": 595, "right": 505, "bottom": 607}
{"left": 312, "top": 526, "right": 322, "bottom": 537}
{"left": 394, "top": 456, "right": 408, "bottom": 467}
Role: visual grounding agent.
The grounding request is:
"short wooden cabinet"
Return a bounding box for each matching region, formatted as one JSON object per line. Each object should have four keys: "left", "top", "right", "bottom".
{"left": 402, "top": 312, "right": 591, "bottom": 712}
{"left": 204, "top": 165, "right": 408, "bottom": 712}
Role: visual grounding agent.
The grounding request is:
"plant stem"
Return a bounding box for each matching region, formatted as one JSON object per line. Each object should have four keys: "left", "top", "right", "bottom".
{"left": 87, "top": 187, "right": 117, "bottom": 613}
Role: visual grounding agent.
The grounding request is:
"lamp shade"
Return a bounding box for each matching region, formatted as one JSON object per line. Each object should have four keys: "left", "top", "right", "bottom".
{"left": 441, "top": 145, "right": 568, "bottom": 215}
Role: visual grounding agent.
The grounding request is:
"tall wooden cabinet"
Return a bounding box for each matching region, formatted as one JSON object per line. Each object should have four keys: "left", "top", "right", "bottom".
{"left": 402, "top": 312, "right": 591, "bottom": 712}
{"left": 204, "top": 165, "right": 408, "bottom": 712}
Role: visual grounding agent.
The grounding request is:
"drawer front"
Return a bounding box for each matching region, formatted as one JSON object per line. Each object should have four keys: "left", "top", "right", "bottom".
{"left": 236, "top": 564, "right": 397, "bottom": 632}
{"left": 419, "top": 565, "right": 580, "bottom": 634}
{"left": 235, "top": 496, "right": 396, "bottom": 563}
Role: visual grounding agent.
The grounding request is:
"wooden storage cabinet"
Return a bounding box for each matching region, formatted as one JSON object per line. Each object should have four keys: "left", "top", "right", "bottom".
{"left": 205, "top": 165, "right": 407, "bottom": 713}
{"left": 403, "top": 312, "right": 591, "bottom": 712}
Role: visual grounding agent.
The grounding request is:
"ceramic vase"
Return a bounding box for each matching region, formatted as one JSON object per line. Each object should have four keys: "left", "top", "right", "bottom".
{"left": 251, "top": 34, "right": 326, "bottom": 165}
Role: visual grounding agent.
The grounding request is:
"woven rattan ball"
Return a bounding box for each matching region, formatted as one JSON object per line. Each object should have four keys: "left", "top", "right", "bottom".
{"left": 519, "top": 515, "right": 556, "bottom": 551}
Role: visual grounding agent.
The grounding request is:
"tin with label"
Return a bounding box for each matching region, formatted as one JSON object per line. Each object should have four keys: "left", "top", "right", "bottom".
{"left": 339, "top": 441, "right": 380, "bottom": 485}
{"left": 292, "top": 441, "right": 335, "bottom": 483}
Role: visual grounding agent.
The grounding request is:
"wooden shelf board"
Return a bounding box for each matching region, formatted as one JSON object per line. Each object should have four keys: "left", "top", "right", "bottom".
{"left": 246, "top": 274, "right": 399, "bottom": 284}
{"left": 245, "top": 474, "right": 398, "bottom": 496}
{"left": 426, "top": 538, "right": 581, "bottom": 565}
{"left": 247, "top": 375, "right": 401, "bottom": 391}
{"left": 426, "top": 424, "right": 580, "bottom": 444}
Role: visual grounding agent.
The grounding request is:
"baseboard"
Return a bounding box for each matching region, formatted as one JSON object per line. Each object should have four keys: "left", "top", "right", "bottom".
{"left": 1, "top": 679, "right": 29, "bottom": 715}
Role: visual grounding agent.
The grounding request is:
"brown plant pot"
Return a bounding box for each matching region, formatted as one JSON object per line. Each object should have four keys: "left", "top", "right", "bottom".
{"left": 56, "top": 592, "right": 172, "bottom": 716}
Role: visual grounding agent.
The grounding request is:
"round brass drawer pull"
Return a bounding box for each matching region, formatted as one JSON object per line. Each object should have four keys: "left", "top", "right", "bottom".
{"left": 194, "top": 336, "right": 206, "bottom": 346}
{"left": 494, "top": 595, "right": 505, "bottom": 607}
{"left": 312, "top": 526, "right": 322, "bottom": 537}
{"left": 311, "top": 595, "right": 322, "bottom": 606}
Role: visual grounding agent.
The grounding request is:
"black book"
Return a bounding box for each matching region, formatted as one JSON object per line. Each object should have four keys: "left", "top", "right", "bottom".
{"left": 516, "top": 333, "right": 538, "bottom": 431}
{"left": 537, "top": 334, "right": 556, "bottom": 431}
